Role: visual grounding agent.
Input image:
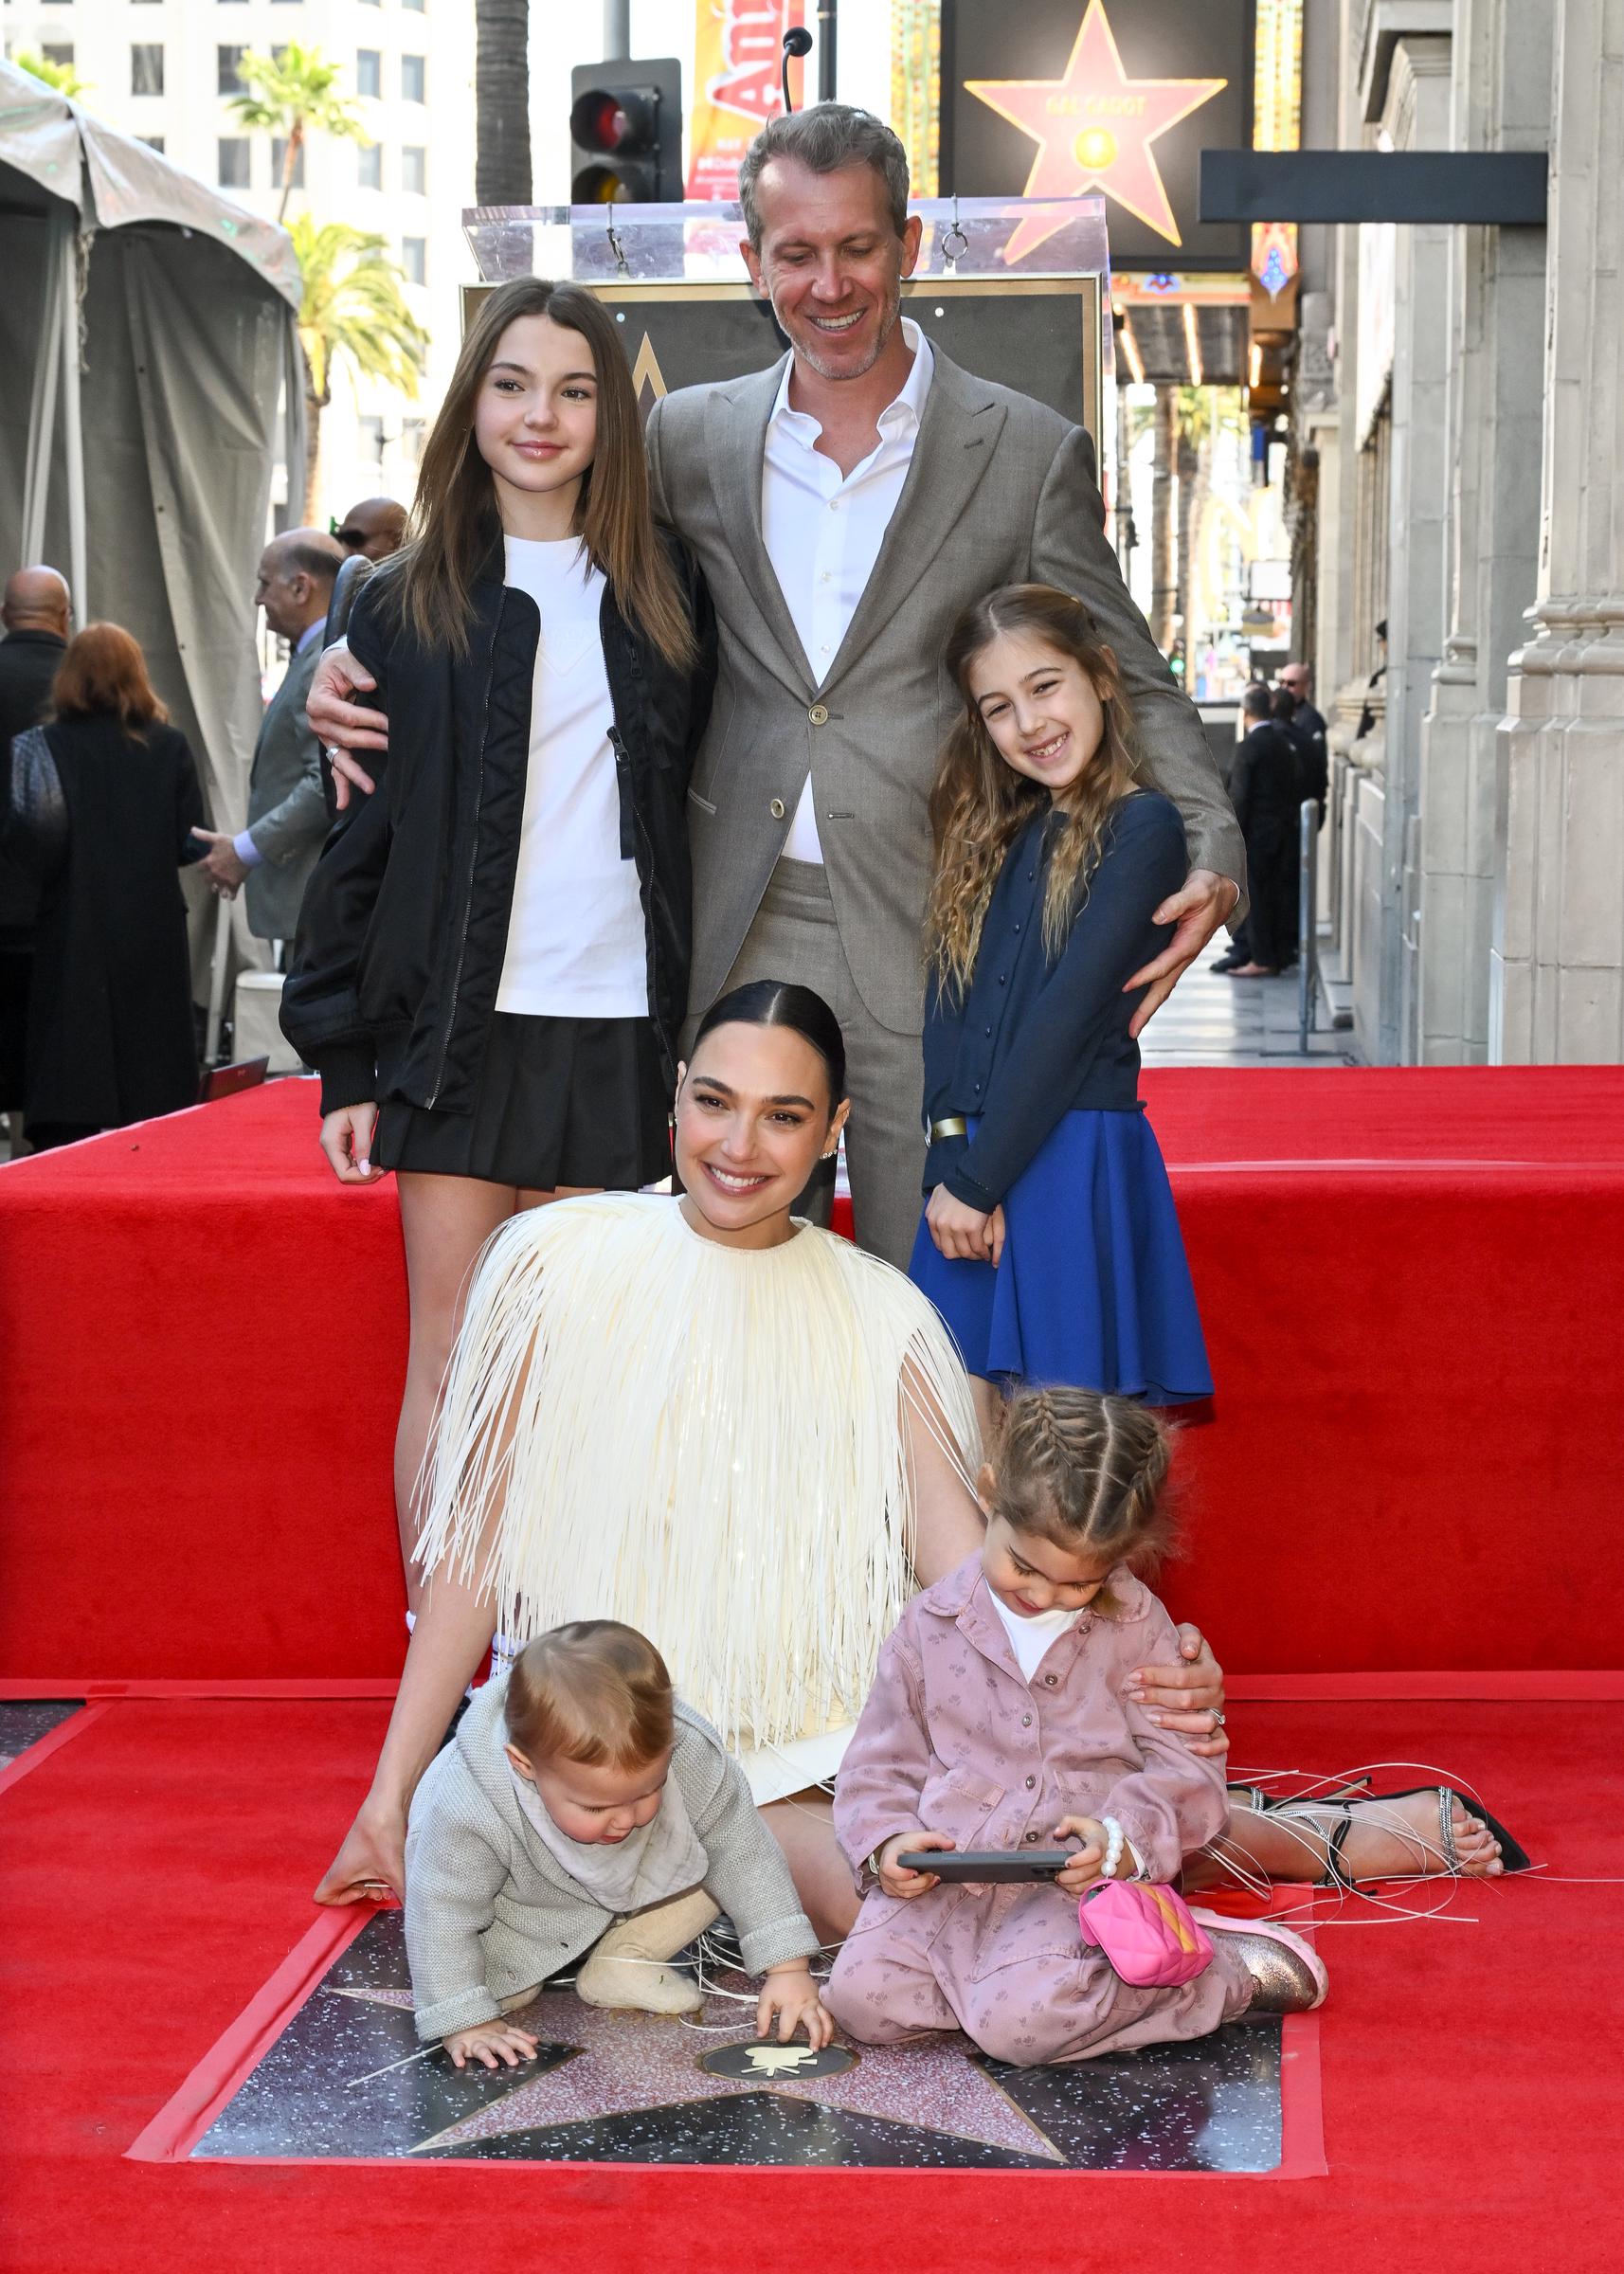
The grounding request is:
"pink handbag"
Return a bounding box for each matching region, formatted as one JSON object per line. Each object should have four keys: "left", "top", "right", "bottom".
{"left": 1077, "top": 1880, "right": 1215, "bottom": 1986}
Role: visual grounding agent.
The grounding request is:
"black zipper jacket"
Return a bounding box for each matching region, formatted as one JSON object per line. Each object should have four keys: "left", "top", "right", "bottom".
{"left": 280, "top": 536, "right": 715, "bottom": 1115}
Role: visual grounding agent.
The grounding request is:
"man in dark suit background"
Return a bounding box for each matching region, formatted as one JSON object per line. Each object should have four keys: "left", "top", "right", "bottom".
{"left": 1279, "top": 659, "right": 1326, "bottom": 745}
{"left": 191, "top": 529, "right": 342, "bottom": 956}
{"left": 1224, "top": 683, "right": 1304, "bottom": 978}
{"left": 1275, "top": 669, "right": 1327, "bottom": 823}
{"left": 0, "top": 566, "right": 70, "bottom": 744}
{"left": 0, "top": 566, "right": 72, "bottom": 1118}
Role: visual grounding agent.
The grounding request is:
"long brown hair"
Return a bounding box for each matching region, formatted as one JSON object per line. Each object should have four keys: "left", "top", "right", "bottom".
{"left": 52, "top": 623, "right": 169, "bottom": 738}
{"left": 387, "top": 277, "right": 693, "bottom": 668}
{"left": 926, "top": 585, "right": 1140, "bottom": 996}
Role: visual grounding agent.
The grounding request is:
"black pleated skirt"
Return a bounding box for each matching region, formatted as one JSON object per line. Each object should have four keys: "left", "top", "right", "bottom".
{"left": 373, "top": 1012, "right": 669, "bottom": 1193}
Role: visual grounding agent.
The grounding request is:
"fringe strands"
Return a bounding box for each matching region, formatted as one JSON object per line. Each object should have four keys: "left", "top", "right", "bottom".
{"left": 416, "top": 1195, "right": 980, "bottom": 1758}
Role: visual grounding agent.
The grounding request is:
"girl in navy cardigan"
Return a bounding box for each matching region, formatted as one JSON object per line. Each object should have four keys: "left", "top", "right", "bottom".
{"left": 910, "top": 584, "right": 1212, "bottom": 1433}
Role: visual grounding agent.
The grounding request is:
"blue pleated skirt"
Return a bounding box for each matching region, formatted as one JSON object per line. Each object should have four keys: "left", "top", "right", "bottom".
{"left": 908, "top": 1108, "right": 1213, "bottom": 1406}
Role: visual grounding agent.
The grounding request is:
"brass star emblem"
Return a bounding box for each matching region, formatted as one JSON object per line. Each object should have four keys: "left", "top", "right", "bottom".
{"left": 965, "top": 0, "right": 1227, "bottom": 262}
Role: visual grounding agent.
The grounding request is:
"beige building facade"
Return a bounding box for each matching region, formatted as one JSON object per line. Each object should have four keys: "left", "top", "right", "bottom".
{"left": 1297, "top": 0, "right": 1622, "bottom": 1065}
{"left": 3, "top": 0, "right": 476, "bottom": 529}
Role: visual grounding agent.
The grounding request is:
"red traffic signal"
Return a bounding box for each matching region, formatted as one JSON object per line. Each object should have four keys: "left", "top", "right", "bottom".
{"left": 569, "top": 87, "right": 659, "bottom": 157}
{"left": 569, "top": 60, "right": 682, "bottom": 206}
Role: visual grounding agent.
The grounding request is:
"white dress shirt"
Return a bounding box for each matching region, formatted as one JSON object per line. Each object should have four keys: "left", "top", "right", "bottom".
{"left": 760, "top": 317, "right": 934, "bottom": 863}
{"left": 235, "top": 615, "right": 327, "bottom": 869}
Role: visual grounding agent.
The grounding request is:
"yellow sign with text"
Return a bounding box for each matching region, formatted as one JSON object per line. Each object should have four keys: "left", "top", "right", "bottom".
{"left": 685, "top": 0, "right": 806, "bottom": 203}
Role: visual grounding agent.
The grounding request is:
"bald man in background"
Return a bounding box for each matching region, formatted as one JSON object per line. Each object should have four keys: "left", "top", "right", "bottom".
{"left": 1, "top": 567, "right": 73, "bottom": 1117}
{"left": 0, "top": 567, "right": 70, "bottom": 746}
{"left": 192, "top": 529, "right": 342, "bottom": 952}
{"left": 326, "top": 496, "right": 406, "bottom": 662}
{"left": 334, "top": 497, "right": 407, "bottom": 564}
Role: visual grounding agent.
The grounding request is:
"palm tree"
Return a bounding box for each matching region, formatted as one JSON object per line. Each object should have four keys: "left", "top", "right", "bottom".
{"left": 229, "top": 44, "right": 369, "bottom": 226}
{"left": 14, "top": 50, "right": 91, "bottom": 100}
{"left": 1149, "top": 388, "right": 1178, "bottom": 657}
{"left": 290, "top": 216, "right": 428, "bottom": 519}
{"left": 475, "top": 0, "right": 532, "bottom": 207}
{"left": 1171, "top": 388, "right": 1247, "bottom": 683}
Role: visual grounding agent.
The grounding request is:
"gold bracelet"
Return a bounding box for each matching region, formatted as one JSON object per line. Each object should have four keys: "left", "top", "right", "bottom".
{"left": 929, "top": 1116, "right": 968, "bottom": 1142}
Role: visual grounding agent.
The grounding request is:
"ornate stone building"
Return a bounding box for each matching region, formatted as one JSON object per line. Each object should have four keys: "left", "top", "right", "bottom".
{"left": 1298, "top": 0, "right": 1621, "bottom": 1065}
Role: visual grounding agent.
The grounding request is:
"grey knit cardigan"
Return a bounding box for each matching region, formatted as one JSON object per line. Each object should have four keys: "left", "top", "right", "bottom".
{"left": 404, "top": 1674, "right": 818, "bottom": 2042}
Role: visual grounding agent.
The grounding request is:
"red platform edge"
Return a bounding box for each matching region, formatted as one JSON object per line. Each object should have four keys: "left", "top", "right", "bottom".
{"left": 0, "top": 1699, "right": 113, "bottom": 1798}
{"left": 124, "top": 1891, "right": 1326, "bottom": 2177}
{"left": 125, "top": 1904, "right": 380, "bottom": 2164}
{"left": 4, "top": 1671, "right": 1621, "bottom": 1703}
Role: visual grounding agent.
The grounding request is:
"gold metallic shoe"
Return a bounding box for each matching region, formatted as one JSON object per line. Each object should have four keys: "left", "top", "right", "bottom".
{"left": 1191, "top": 1912, "right": 1328, "bottom": 2013}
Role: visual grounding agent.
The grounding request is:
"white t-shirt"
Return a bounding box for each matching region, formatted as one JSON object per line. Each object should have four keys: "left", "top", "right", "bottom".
{"left": 987, "top": 1588, "right": 1084, "bottom": 1683}
{"left": 495, "top": 535, "right": 648, "bottom": 1019}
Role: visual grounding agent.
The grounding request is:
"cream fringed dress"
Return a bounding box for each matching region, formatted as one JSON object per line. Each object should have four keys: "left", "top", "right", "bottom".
{"left": 415, "top": 1192, "right": 981, "bottom": 1803}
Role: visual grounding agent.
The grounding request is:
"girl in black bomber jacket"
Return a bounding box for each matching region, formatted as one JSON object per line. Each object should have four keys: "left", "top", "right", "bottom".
{"left": 281, "top": 276, "right": 715, "bottom": 1621}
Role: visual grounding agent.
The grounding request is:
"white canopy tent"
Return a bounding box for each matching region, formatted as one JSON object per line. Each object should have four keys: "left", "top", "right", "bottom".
{"left": 0, "top": 63, "right": 305, "bottom": 1043}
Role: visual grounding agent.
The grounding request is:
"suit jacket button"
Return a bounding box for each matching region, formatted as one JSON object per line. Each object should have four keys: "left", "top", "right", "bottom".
{"left": 808, "top": 702, "right": 830, "bottom": 726}
{"left": 770, "top": 797, "right": 785, "bottom": 820}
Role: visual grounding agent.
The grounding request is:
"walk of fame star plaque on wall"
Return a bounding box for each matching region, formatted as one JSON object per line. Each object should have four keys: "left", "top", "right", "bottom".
{"left": 943, "top": 0, "right": 1254, "bottom": 273}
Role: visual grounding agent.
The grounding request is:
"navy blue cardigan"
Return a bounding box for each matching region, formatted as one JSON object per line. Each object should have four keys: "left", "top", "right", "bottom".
{"left": 922, "top": 791, "right": 1187, "bottom": 1213}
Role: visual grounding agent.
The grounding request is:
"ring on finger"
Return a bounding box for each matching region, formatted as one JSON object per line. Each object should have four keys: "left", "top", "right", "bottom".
{"left": 1209, "top": 1708, "right": 1226, "bottom": 1728}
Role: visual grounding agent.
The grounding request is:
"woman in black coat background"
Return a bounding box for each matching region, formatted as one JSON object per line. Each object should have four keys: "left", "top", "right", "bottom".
{"left": 4, "top": 623, "right": 204, "bottom": 1148}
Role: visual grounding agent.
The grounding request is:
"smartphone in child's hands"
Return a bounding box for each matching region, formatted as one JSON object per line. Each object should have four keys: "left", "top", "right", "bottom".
{"left": 894, "top": 1849, "right": 1075, "bottom": 1883}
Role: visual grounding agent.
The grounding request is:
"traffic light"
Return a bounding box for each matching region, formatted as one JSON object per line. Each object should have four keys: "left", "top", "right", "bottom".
{"left": 569, "top": 60, "right": 683, "bottom": 205}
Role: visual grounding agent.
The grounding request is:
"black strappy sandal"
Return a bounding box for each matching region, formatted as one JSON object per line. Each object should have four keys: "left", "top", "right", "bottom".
{"left": 1305, "top": 1787, "right": 1531, "bottom": 1887}
{"left": 1227, "top": 1778, "right": 1372, "bottom": 1814}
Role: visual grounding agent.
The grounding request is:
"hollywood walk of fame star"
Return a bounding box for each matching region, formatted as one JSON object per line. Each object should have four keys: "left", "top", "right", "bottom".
{"left": 338, "top": 1979, "right": 1063, "bottom": 2162}
{"left": 965, "top": 0, "right": 1227, "bottom": 263}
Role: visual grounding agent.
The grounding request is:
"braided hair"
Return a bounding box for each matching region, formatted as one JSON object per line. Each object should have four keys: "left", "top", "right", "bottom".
{"left": 990, "top": 1387, "right": 1175, "bottom": 1577}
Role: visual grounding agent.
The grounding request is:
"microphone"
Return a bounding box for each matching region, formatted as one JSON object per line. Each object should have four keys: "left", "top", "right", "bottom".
{"left": 782, "top": 25, "right": 813, "bottom": 114}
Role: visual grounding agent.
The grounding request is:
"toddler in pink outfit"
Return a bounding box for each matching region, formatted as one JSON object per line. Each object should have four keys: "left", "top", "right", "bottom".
{"left": 825, "top": 1388, "right": 1326, "bottom": 2066}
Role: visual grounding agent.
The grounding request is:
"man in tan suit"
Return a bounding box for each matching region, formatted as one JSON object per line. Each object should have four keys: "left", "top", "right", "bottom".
{"left": 309, "top": 109, "right": 1242, "bottom": 1269}
{"left": 645, "top": 108, "right": 1242, "bottom": 1265}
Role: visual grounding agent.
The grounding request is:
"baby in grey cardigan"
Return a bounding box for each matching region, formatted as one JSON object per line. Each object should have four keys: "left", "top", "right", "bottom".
{"left": 405, "top": 1620, "right": 828, "bottom": 2070}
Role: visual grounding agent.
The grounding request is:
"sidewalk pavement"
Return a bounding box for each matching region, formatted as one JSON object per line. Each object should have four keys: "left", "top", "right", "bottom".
{"left": 1139, "top": 933, "right": 1360, "bottom": 1070}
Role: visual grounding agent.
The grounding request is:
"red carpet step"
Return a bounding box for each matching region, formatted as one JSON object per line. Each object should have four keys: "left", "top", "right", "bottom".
{"left": 2, "top": 1068, "right": 1622, "bottom": 1684}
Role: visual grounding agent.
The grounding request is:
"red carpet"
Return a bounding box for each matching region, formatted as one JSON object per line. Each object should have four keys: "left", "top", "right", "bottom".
{"left": 1, "top": 1691, "right": 1616, "bottom": 2272}
{"left": 4, "top": 1072, "right": 1622, "bottom": 2267}
{"left": 3, "top": 1070, "right": 1622, "bottom": 1682}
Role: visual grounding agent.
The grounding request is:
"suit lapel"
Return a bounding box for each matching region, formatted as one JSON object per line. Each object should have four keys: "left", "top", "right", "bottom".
{"left": 704, "top": 360, "right": 816, "bottom": 695}
{"left": 256, "top": 642, "right": 311, "bottom": 758}
{"left": 251, "top": 641, "right": 314, "bottom": 782}
{"left": 822, "top": 350, "right": 1007, "bottom": 692}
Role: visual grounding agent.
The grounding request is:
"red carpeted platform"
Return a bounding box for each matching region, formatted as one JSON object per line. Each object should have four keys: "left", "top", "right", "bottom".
{"left": 1, "top": 1691, "right": 1616, "bottom": 2273}
{"left": 3, "top": 1069, "right": 1621, "bottom": 1684}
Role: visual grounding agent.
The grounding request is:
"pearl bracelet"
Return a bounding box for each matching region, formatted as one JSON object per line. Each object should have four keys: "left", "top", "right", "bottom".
{"left": 1099, "top": 1816, "right": 1125, "bottom": 1881}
